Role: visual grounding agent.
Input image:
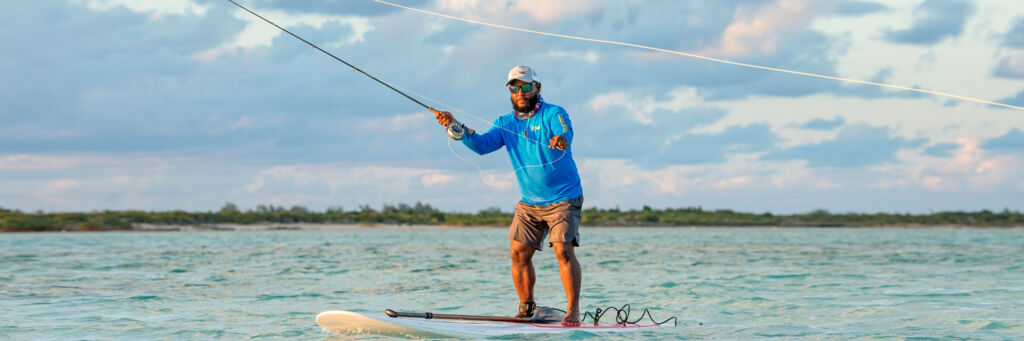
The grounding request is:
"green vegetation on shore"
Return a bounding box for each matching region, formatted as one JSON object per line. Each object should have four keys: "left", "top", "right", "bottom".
{"left": 2, "top": 202, "right": 1022, "bottom": 232}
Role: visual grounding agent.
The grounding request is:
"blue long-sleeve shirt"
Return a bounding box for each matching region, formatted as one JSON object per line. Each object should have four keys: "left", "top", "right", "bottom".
{"left": 462, "top": 101, "right": 583, "bottom": 205}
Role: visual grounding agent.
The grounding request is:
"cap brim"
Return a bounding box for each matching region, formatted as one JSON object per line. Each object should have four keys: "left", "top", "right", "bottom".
{"left": 505, "top": 77, "right": 532, "bottom": 86}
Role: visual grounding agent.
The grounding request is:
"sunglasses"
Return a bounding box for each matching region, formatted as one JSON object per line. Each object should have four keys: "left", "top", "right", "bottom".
{"left": 508, "top": 83, "right": 534, "bottom": 94}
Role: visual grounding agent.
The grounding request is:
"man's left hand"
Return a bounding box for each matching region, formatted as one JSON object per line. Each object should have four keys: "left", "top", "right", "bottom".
{"left": 549, "top": 136, "right": 568, "bottom": 151}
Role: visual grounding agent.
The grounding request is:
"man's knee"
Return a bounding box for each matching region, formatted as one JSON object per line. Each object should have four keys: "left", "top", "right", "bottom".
{"left": 551, "top": 242, "right": 576, "bottom": 263}
{"left": 510, "top": 240, "right": 535, "bottom": 264}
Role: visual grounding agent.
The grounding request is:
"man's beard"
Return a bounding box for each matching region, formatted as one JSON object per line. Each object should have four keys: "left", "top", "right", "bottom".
{"left": 511, "top": 93, "right": 539, "bottom": 114}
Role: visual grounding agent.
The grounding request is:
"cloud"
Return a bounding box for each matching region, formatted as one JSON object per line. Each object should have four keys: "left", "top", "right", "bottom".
{"left": 699, "top": 31, "right": 846, "bottom": 101}
{"left": 884, "top": 0, "right": 975, "bottom": 45}
{"left": 0, "top": 1, "right": 463, "bottom": 166}
{"left": 406, "top": 1, "right": 850, "bottom": 103}
{"left": 993, "top": 15, "right": 1024, "bottom": 79}
{"left": 982, "top": 128, "right": 1024, "bottom": 154}
{"left": 575, "top": 106, "right": 728, "bottom": 161}
{"left": 236, "top": 162, "right": 520, "bottom": 210}
{"left": 700, "top": 0, "right": 821, "bottom": 58}
{"left": 547, "top": 50, "right": 600, "bottom": 64}
{"left": 243, "top": 163, "right": 455, "bottom": 195}
{"left": 588, "top": 87, "right": 703, "bottom": 124}
{"left": 436, "top": 0, "right": 606, "bottom": 26}
{"left": 913, "top": 138, "right": 1024, "bottom": 191}
{"left": 193, "top": 9, "right": 372, "bottom": 63}
{"left": 923, "top": 142, "right": 959, "bottom": 157}
{"left": 656, "top": 123, "right": 778, "bottom": 165}
{"left": 763, "top": 124, "right": 925, "bottom": 167}
{"left": 997, "top": 89, "right": 1024, "bottom": 106}
{"left": 75, "top": 0, "right": 210, "bottom": 17}
{"left": 40, "top": 179, "right": 78, "bottom": 196}
{"left": 3, "top": 0, "right": 1022, "bottom": 214}
{"left": 994, "top": 53, "right": 1024, "bottom": 79}
{"left": 832, "top": 1, "right": 888, "bottom": 16}
{"left": 795, "top": 117, "right": 845, "bottom": 130}
{"left": 253, "top": 0, "right": 413, "bottom": 16}
{"left": 421, "top": 173, "right": 454, "bottom": 186}
{"left": 0, "top": 154, "right": 80, "bottom": 171}
{"left": 579, "top": 87, "right": 729, "bottom": 161}
{"left": 1003, "top": 17, "right": 1024, "bottom": 47}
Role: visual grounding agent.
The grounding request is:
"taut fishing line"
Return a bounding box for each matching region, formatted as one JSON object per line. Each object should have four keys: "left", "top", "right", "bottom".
{"left": 226, "top": 0, "right": 565, "bottom": 186}
{"left": 373, "top": 0, "right": 1024, "bottom": 112}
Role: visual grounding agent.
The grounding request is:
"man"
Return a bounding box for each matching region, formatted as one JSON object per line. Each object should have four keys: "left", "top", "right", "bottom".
{"left": 431, "top": 65, "right": 584, "bottom": 326}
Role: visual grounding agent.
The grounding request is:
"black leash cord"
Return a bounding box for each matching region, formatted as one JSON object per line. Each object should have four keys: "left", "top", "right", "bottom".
{"left": 554, "top": 304, "right": 678, "bottom": 326}
{"left": 225, "top": 0, "right": 432, "bottom": 110}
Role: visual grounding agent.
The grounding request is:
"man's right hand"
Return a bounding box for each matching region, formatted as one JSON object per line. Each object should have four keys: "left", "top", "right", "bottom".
{"left": 430, "top": 108, "right": 454, "bottom": 127}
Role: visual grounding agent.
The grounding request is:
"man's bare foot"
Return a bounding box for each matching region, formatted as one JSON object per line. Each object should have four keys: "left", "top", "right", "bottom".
{"left": 561, "top": 311, "right": 580, "bottom": 327}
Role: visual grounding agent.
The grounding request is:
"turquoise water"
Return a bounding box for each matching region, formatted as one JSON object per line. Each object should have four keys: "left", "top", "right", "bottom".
{"left": 2, "top": 227, "right": 1023, "bottom": 340}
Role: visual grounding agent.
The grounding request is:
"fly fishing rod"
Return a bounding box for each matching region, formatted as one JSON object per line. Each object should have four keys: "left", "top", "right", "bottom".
{"left": 226, "top": 0, "right": 431, "bottom": 110}
{"left": 226, "top": 0, "right": 473, "bottom": 139}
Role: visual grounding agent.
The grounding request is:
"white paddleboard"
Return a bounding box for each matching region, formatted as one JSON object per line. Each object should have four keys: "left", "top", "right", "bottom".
{"left": 316, "top": 310, "right": 667, "bottom": 338}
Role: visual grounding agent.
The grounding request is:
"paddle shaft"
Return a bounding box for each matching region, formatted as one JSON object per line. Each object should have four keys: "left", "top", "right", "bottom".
{"left": 385, "top": 309, "right": 531, "bottom": 323}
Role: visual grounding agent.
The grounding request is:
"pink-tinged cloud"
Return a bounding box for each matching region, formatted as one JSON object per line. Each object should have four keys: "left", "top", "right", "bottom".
{"left": 701, "top": 0, "right": 819, "bottom": 57}
{"left": 40, "top": 179, "right": 78, "bottom": 196}
{"left": 643, "top": 170, "right": 692, "bottom": 195}
{"left": 712, "top": 176, "right": 754, "bottom": 189}
{"left": 941, "top": 138, "right": 985, "bottom": 174}
{"left": 0, "top": 154, "right": 79, "bottom": 171}
{"left": 192, "top": 47, "right": 224, "bottom": 64}
{"left": 421, "top": 173, "right": 454, "bottom": 186}
{"left": 243, "top": 164, "right": 469, "bottom": 197}
{"left": 437, "top": 0, "right": 605, "bottom": 25}
{"left": 917, "top": 138, "right": 1024, "bottom": 190}
{"left": 920, "top": 176, "right": 945, "bottom": 191}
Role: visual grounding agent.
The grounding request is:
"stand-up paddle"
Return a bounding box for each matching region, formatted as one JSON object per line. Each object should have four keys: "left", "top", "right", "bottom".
{"left": 384, "top": 309, "right": 548, "bottom": 323}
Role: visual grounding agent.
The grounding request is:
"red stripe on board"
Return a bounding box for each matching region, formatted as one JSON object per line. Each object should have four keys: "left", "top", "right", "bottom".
{"left": 525, "top": 323, "right": 659, "bottom": 329}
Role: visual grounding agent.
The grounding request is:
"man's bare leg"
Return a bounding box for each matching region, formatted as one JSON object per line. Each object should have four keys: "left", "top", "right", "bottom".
{"left": 509, "top": 240, "right": 536, "bottom": 318}
{"left": 551, "top": 241, "right": 581, "bottom": 326}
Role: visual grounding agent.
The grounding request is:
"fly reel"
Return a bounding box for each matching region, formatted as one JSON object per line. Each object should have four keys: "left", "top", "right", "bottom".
{"left": 446, "top": 121, "right": 467, "bottom": 140}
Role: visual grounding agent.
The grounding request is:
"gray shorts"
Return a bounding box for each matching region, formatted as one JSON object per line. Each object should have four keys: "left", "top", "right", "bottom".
{"left": 508, "top": 195, "right": 583, "bottom": 251}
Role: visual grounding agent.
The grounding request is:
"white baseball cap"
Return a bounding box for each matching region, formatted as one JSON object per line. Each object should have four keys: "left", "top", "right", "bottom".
{"left": 506, "top": 65, "right": 538, "bottom": 86}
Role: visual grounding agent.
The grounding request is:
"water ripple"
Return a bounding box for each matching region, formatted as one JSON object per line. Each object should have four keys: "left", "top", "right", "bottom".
{"left": 0, "top": 228, "right": 1021, "bottom": 339}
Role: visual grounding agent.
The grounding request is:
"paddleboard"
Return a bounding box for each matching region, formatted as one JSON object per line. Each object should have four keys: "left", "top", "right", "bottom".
{"left": 316, "top": 310, "right": 668, "bottom": 338}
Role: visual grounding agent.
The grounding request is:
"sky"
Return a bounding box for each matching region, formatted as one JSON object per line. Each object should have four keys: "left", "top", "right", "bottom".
{"left": 1, "top": 0, "right": 1023, "bottom": 214}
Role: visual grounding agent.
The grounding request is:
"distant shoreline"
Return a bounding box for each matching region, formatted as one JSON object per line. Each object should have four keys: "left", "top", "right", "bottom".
{"left": 3, "top": 204, "right": 1022, "bottom": 232}
{"left": 3, "top": 222, "right": 1021, "bottom": 233}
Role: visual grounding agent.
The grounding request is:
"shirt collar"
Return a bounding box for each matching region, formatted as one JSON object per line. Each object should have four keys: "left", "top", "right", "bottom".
{"left": 514, "top": 95, "right": 544, "bottom": 119}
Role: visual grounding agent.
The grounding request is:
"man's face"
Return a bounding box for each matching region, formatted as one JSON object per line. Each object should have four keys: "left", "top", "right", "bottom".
{"left": 509, "top": 79, "right": 538, "bottom": 112}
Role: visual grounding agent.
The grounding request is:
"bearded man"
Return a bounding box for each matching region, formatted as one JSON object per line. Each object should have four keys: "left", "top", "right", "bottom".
{"left": 431, "top": 65, "right": 584, "bottom": 326}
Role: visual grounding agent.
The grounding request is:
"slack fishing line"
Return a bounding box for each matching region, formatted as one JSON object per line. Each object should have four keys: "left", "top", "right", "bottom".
{"left": 373, "top": 0, "right": 1024, "bottom": 112}
{"left": 387, "top": 83, "right": 568, "bottom": 185}
{"left": 226, "top": 0, "right": 565, "bottom": 185}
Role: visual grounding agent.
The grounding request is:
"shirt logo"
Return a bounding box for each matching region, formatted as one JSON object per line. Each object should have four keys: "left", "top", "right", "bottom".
{"left": 531, "top": 125, "right": 541, "bottom": 131}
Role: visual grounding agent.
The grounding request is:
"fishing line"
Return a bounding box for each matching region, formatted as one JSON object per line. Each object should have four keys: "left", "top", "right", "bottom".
{"left": 226, "top": 0, "right": 430, "bottom": 110}
{"left": 226, "top": 0, "right": 567, "bottom": 186}
{"left": 373, "top": 0, "right": 1024, "bottom": 112}
{"left": 386, "top": 82, "right": 568, "bottom": 185}
{"left": 550, "top": 304, "right": 678, "bottom": 326}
